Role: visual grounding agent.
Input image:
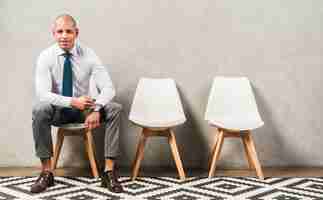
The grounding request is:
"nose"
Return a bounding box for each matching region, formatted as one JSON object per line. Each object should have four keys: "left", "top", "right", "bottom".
{"left": 62, "top": 31, "right": 68, "bottom": 38}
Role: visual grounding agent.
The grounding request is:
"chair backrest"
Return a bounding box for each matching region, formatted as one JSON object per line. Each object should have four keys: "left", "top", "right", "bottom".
{"left": 129, "top": 78, "right": 186, "bottom": 128}
{"left": 205, "top": 76, "right": 264, "bottom": 130}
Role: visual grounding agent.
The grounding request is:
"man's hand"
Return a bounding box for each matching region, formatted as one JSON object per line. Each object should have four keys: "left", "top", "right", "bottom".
{"left": 71, "top": 96, "right": 94, "bottom": 110}
{"left": 85, "top": 112, "right": 100, "bottom": 130}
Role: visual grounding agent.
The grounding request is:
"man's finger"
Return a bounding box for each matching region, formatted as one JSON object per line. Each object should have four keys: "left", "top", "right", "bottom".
{"left": 84, "top": 120, "right": 89, "bottom": 128}
{"left": 88, "top": 121, "right": 94, "bottom": 130}
{"left": 91, "top": 120, "right": 98, "bottom": 130}
{"left": 94, "top": 121, "right": 99, "bottom": 129}
{"left": 85, "top": 99, "right": 94, "bottom": 104}
{"left": 84, "top": 102, "right": 94, "bottom": 106}
{"left": 90, "top": 120, "right": 98, "bottom": 129}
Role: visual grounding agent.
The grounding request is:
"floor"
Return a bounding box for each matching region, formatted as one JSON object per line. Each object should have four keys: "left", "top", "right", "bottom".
{"left": 0, "top": 167, "right": 322, "bottom": 177}
{"left": 0, "top": 167, "right": 323, "bottom": 200}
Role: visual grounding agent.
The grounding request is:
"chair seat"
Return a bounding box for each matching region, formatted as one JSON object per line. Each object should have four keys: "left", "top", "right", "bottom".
{"left": 131, "top": 116, "right": 186, "bottom": 128}
{"left": 208, "top": 117, "right": 264, "bottom": 131}
{"left": 57, "top": 123, "right": 87, "bottom": 130}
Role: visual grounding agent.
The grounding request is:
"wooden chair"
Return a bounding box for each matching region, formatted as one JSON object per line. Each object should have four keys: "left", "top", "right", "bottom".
{"left": 205, "top": 77, "right": 265, "bottom": 179}
{"left": 51, "top": 123, "right": 99, "bottom": 178}
{"left": 129, "top": 78, "right": 186, "bottom": 181}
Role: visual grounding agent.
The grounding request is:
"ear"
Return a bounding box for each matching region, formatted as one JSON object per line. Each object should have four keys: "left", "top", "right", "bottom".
{"left": 75, "top": 28, "right": 79, "bottom": 37}
{"left": 51, "top": 24, "right": 56, "bottom": 37}
{"left": 50, "top": 23, "right": 56, "bottom": 36}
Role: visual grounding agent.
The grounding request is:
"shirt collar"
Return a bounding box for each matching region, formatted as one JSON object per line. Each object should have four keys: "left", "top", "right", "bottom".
{"left": 55, "top": 42, "right": 78, "bottom": 57}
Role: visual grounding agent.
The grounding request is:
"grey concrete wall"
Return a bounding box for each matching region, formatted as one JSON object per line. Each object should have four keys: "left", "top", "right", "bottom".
{"left": 1, "top": 0, "right": 323, "bottom": 168}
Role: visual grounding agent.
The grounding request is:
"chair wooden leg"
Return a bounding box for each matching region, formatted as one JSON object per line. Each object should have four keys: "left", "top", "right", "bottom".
{"left": 84, "top": 130, "right": 99, "bottom": 178}
{"left": 208, "top": 129, "right": 224, "bottom": 178}
{"left": 168, "top": 130, "right": 186, "bottom": 180}
{"left": 241, "top": 132, "right": 255, "bottom": 169}
{"left": 131, "top": 128, "right": 148, "bottom": 181}
{"left": 244, "top": 131, "right": 264, "bottom": 180}
{"left": 208, "top": 128, "right": 219, "bottom": 169}
{"left": 52, "top": 128, "right": 65, "bottom": 170}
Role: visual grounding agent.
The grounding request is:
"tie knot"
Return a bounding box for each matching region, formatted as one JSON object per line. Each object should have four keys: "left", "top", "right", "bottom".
{"left": 63, "top": 52, "right": 72, "bottom": 58}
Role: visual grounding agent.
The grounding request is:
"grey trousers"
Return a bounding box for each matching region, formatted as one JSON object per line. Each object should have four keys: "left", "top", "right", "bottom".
{"left": 32, "top": 101, "right": 122, "bottom": 159}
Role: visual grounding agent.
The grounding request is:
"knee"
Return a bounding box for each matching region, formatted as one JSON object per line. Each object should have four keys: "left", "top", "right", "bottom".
{"left": 110, "top": 102, "right": 123, "bottom": 113}
{"left": 104, "top": 102, "right": 123, "bottom": 115}
{"left": 112, "top": 103, "right": 123, "bottom": 112}
{"left": 32, "top": 102, "right": 53, "bottom": 120}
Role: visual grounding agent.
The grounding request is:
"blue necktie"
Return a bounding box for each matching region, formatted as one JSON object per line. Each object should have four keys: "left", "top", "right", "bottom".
{"left": 62, "top": 52, "right": 81, "bottom": 121}
{"left": 62, "top": 52, "right": 73, "bottom": 97}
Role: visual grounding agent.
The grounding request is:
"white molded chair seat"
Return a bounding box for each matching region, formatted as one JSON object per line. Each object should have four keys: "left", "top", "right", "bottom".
{"left": 58, "top": 123, "right": 87, "bottom": 130}
{"left": 205, "top": 76, "right": 265, "bottom": 179}
{"left": 129, "top": 78, "right": 186, "bottom": 180}
{"left": 205, "top": 76, "right": 264, "bottom": 130}
{"left": 208, "top": 116, "right": 263, "bottom": 131}
{"left": 129, "top": 78, "right": 186, "bottom": 128}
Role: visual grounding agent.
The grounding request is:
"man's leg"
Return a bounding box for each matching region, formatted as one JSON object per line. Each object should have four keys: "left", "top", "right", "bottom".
{"left": 31, "top": 102, "right": 56, "bottom": 193}
{"left": 100, "top": 102, "right": 123, "bottom": 193}
{"left": 32, "top": 103, "right": 83, "bottom": 193}
{"left": 103, "top": 102, "right": 122, "bottom": 169}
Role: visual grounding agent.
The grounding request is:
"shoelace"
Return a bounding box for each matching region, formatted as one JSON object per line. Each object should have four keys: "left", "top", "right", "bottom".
{"left": 36, "top": 172, "right": 51, "bottom": 184}
{"left": 105, "top": 172, "right": 120, "bottom": 185}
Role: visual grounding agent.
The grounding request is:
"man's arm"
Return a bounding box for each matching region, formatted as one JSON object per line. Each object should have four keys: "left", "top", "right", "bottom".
{"left": 90, "top": 50, "right": 115, "bottom": 107}
{"left": 84, "top": 50, "right": 115, "bottom": 130}
{"left": 35, "top": 52, "right": 73, "bottom": 107}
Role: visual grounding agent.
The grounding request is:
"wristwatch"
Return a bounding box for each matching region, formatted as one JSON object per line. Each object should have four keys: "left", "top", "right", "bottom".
{"left": 93, "top": 104, "right": 103, "bottom": 112}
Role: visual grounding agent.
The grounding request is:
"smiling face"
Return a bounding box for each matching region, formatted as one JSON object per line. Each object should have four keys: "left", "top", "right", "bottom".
{"left": 52, "top": 16, "right": 78, "bottom": 51}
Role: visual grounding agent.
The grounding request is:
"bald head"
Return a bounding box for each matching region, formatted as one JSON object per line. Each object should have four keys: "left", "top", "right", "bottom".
{"left": 53, "top": 14, "right": 77, "bottom": 29}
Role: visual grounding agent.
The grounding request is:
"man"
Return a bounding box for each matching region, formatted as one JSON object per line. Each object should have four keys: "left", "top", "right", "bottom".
{"left": 31, "top": 14, "right": 123, "bottom": 193}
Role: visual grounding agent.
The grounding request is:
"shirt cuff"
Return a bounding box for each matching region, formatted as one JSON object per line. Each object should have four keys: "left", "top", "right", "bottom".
{"left": 94, "top": 103, "right": 103, "bottom": 112}
{"left": 62, "top": 97, "right": 73, "bottom": 107}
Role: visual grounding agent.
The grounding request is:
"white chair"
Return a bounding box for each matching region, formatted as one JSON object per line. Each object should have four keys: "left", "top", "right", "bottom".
{"left": 51, "top": 124, "right": 99, "bottom": 178}
{"left": 51, "top": 77, "right": 100, "bottom": 178}
{"left": 205, "top": 76, "right": 265, "bottom": 179}
{"left": 129, "top": 78, "right": 186, "bottom": 180}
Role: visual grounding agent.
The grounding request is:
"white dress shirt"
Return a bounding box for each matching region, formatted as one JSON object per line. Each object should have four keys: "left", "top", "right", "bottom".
{"left": 35, "top": 42, "right": 115, "bottom": 108}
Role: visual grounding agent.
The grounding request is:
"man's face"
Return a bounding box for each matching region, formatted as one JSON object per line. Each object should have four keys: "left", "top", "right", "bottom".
{"left": 52, "top": 18, "right": 78, "bottom": 51}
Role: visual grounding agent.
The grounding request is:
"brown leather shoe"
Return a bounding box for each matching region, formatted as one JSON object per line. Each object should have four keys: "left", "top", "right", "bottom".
{"left": 101, "top": 170, "right": 124, "bottom": 193}
{"left": 30, "top": 171, "right": 55, "bottom": 193}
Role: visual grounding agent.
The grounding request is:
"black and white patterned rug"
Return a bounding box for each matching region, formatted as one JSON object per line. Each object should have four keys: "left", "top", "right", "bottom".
{"left": 0, "top": 176, "right": 323, "bottom": 200}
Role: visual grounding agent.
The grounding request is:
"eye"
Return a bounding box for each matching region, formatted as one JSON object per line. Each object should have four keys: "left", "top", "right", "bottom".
{"left": 56, "top": 30, "right": 63, "bottom": 34}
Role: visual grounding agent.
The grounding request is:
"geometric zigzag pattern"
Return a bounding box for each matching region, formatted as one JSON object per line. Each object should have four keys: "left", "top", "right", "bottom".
{"left": 0, "top": 176, "right": 323, "bottom": 200}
